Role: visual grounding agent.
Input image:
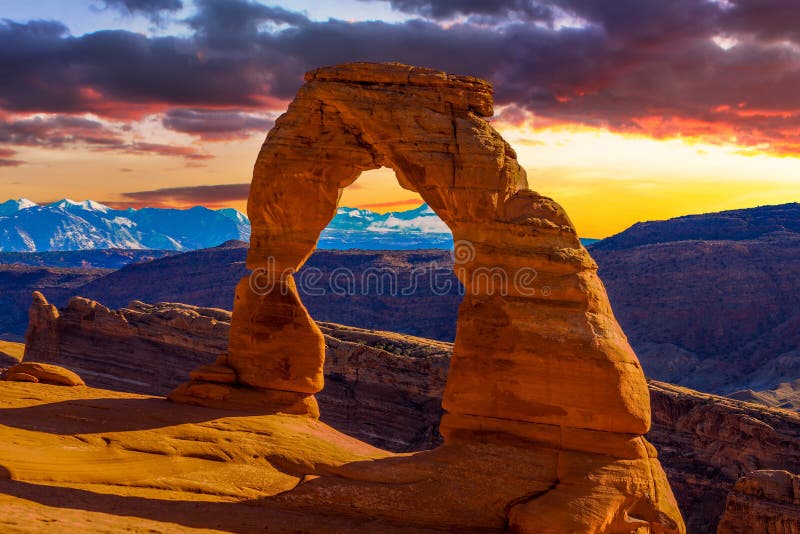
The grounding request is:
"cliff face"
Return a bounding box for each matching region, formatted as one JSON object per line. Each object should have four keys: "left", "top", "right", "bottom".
{"left": 24, "top": 293, "right": 229, "bottom": 395}
{"left": 589, "top": 204, "right": 800, "bottom": 403}
{"left": 23, "top": 294, "right": 450, "bottom": 451}
{"left": 24, "top": 295, "right": 800, "bottom": 531}
{"left": 648, "top": 381, "right": 800, "bottom": 533}
{"left": 717, "top": 470, "right": 800, "bottom": 533}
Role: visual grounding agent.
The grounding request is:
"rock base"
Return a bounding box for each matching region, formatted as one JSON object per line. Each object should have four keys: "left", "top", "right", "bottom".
{"left": 169, "top": 355, "right": 319, "bottom": 418}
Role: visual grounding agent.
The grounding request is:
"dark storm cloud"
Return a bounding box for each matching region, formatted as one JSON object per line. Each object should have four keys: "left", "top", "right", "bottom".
{"left": 368, "top": 0, "right": 554, "bottom": 21}
{"left": 722, "top": 0, "right": 800, "bottom": 43}
{"left": 187, "top": 0, "right": 310, "bottom": 38}
{"left": 0, "top": 19, "right": 275, "bottom": 116}
{"left": 99, "top": 0, "right": 184, "bottom": 21}
{"left": 162, "top": 109, "right": 274, "bottom": 139}
{"left": 119, "top": 183, "right": 250, "bottom": 204}
{"left": 1, "top": 0, "right": 799, "bottom": 154}
{"left": 0, "top": 115, "right": 210, "bottom": 160}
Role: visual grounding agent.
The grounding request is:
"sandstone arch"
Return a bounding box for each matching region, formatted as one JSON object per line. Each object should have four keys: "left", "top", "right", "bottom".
{"left": 172, "top": 63, "right": 684, "bottom": 532}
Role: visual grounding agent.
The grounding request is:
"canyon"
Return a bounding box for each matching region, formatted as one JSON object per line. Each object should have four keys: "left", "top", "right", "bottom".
{"left": 2, "top": 203, "right": 798, "bottom": 410}
{"left": 2, "top": 62, "right": 799, "bottom": 532}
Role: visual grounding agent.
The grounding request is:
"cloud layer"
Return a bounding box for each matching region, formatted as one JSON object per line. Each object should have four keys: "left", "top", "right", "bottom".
{"left": 114, "top": 183, "right": 250, "bottom": 208}
{"left": 1, "top": 0, "right": 798, "bottom": 161}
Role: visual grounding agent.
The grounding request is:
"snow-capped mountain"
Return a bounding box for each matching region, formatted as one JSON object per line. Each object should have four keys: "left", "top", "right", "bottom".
{"left": 0, "top": 198, "right": 38, "bottom": 216}
{"left": 0, "top": 199, "right": 251, "bottom": 252}
{"left": 0, "top": 199, "right": 599, "bottom": 252}
{"left": 319, "top": 204, "right": 453, "bottom": 249}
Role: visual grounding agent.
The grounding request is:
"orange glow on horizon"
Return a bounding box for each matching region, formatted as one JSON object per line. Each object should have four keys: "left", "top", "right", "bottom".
{"left": 2, "top": 118, "right": 799, "bottom": 239}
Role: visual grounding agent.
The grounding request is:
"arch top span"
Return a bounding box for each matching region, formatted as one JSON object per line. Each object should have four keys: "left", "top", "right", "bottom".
{"left": 246, "top": 62, "right": 529, "bottom": 273}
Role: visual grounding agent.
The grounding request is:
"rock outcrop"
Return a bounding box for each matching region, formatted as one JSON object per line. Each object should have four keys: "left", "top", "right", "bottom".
{"left": 717, "top": 470, "right": 800, "bottom": 533}
{"left": 648, "top": 382, "right": 800, "bottom": 532}
{"left": 24, "top": 293, "right": 229, "bottom": 395}
{"left": 23, "top": 295, "right": 800, "bottom": 531}
{"left": 166, "top": 62, "right": 683, "bottom": 532}
{"left": 2, "top": 362, "right": 84, "bottom": 386}
{"left": 24, "top": 295, "right": 450, "bottom": 452}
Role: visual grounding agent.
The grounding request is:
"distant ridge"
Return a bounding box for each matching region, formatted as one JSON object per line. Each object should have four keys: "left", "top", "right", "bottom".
{"left": 591, "top": 202, "right": 800, "bottom": 252}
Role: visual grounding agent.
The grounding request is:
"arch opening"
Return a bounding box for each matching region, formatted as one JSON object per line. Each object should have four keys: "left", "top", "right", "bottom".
{"left": 292, "top": 167, "right": 461, "bottom": 451}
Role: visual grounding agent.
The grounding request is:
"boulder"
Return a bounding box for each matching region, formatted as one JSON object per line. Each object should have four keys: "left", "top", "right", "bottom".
{"left": 4, "top": 362, "right": 84, "bottom": 386}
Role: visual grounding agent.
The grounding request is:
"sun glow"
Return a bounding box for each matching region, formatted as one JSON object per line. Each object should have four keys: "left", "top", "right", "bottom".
{"left": 496, "top": 123, "right": 800, "bottom": 237}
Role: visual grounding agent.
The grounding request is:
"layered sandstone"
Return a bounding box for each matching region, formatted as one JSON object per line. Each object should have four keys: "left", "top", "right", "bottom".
{"left": 648, "top": 381, "right": 800, "bottom": 532}
{"left": 24, "top": 295, "right": 450, "bottom": 451}
{"left": 717, "top": 470, "right": 800, "bottom": 533}
{"left": 164, "top": 62, "right": 683, "bottom": 532}
{"left": 24, "top": 292, "right": 229, "bottom": 395}
{"left": 23, "top": 296, "right": 800, "bottom": 531}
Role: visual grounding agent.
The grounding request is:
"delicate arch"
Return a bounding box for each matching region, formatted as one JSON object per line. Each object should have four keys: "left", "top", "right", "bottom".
{"left": 221, "top": 62, "right": 650, "bottom": 439}
{"left": 168, "top": 63, "right": 684, "bottom": 533}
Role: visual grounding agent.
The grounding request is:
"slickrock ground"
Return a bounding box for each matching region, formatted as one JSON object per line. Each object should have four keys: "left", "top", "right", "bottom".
{"left": 23, "top": 296, "right": 800, "bottom": 531}
{"left": 717, "top": 470, "right": 800, "bottom": 533}
{"left": 24, "top": 294, "right": 449, "bottom": 452}
{"left": 0, "top": 380, "right": 678, "bottom": 533}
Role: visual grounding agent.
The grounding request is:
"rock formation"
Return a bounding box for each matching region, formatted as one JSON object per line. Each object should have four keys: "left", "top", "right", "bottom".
{"left": 717, "top": 470, "right": 800, "bottom": 533}
{"left": 24, "top": 295, "right": 450, "bottom": 451}
{"left": 2, "top": 362, "right": 84, "bottom": 386}
{"left": 648, "top": 382, "right": 800, "bottom": 532}
{"left": 24, "top": 293, "right": 229, "bottom": 395}
{"left": 24, "top": 295, "right": 800, "bottom": 531}
{"left": 166, "top": 62, "right": 683, "bottom": 532}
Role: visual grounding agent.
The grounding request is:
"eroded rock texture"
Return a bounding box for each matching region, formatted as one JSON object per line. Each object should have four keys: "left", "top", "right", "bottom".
{"left": 717, "top": 470, "right": 800, "bottom": 533}
{"left": 24, "top": 294, "right": 449, "bottom": 451}
{"left": 649, "top": 382, "right": 800, "bottom": 532}
{"left": 24, "top": 292, "right": 229, "bottom": 394}
{"left": 166, "top": 62, "right": 684, "bottom": 532}
{"left": 23, "top": 296, "right": 800, "bottom": 530}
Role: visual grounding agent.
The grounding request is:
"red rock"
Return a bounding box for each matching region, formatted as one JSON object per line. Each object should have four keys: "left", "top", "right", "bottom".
{"left": 5, "top": 362, "right": 84, "bottom": 386}
{"left": 718, "top": 470, "right": 800, "bottom": 534}
{"left": 3, "top": 371, "right": 39, "bottom": 383}
{"left": 173, "top": 61, "right": 682, "bottom": 533}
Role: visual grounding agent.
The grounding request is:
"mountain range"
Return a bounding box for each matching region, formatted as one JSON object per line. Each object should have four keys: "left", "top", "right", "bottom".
{"left": 0, "top": 198, "right": 597, "bottom": 252}
{"left": 3, "top": 202, "right": 798, "bottom": 408}
{"left": 0, "top": 199, "right": 250, "bottom": 252}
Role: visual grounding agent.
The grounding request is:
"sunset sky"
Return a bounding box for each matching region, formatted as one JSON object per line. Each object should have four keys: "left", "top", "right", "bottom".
{"left": 1, "top": 0, "right": 799, "bottom": 237}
